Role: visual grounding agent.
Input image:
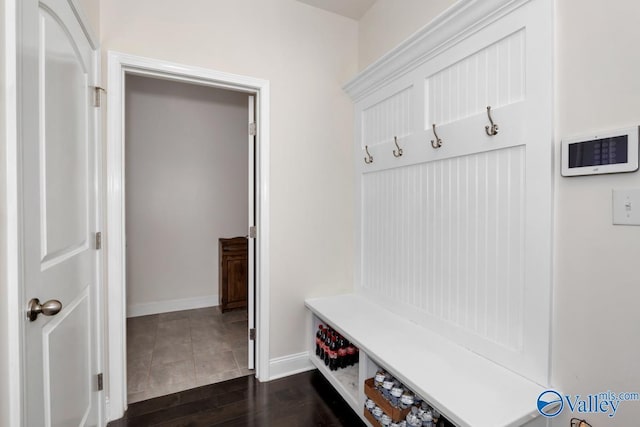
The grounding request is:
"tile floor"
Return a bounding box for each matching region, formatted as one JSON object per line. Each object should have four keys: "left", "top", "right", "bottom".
{"left": 126, "top": 306, "right": 252, "bottom": 403}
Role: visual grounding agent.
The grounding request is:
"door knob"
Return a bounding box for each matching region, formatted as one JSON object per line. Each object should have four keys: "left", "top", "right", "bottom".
{"left": 27, "top": 298, "right": 62, "bottom": 321}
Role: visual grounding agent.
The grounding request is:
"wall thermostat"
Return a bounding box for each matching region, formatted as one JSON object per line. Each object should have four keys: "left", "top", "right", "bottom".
{"left": 561, "top": 126, "right": 639, "bottom": 176}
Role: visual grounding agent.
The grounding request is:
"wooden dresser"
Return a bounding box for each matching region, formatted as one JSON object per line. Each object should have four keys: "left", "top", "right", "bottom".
{"left": 218, "top": 237, "right": 248, "bottom": 312}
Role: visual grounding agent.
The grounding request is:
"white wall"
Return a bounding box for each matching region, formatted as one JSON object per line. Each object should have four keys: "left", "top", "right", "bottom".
{"left": 358, "top": 0, "right": 456, "bottom": 70}
{"left": 359, "top": 0, "right": 640, "bottom": 425}
{"left": 552, "top": 1, "right": 640, "bottom": 425}
{"left": 125, "top": 75, "right": 248, "bottom": 314}
{"left": 101, "top": 0, "right": 358, "bottom": 358}
{"left": 76, "top": 0, "right": 99, "bottom": 37}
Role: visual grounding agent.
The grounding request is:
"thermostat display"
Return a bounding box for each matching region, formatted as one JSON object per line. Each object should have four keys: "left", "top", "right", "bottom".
{"left": 568, "top": 135, "right": 628, "bottom": 168}
{"left": 562, "top": 126, "right": 639, "bottom": 176}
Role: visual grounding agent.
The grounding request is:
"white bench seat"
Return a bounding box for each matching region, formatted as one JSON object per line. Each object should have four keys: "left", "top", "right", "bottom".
{"left": 305, "top": 294, "right": 546, "bottom": 427}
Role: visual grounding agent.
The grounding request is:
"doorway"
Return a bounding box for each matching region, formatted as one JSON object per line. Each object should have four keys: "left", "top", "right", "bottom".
{"left": 106, "top": 52, "right": 271, "bottom": 421}
{"left": 124, "top": 74, "right": 252, "bottom": 403}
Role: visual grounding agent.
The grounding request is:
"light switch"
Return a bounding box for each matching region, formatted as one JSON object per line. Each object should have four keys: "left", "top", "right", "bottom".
{"left": 613, "top": 189, "right": 640, "bottom": 225}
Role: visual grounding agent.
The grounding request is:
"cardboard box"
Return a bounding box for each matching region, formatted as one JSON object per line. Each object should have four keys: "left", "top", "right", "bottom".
{"left": 363, "top": 409, "right": 379, "bottom": 426}
{"left": 364, "top": 378, "right": 411, "bottom": 422}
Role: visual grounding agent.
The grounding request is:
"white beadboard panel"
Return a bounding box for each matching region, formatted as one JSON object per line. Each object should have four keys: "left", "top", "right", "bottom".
{"left": 361, "top": 145, "right": 525, "bottom": 351}
{"left": 361, "top": 85, "right": 413, "bottom": 148}
{"left": 352, "top": 0, "right": 552, "bottom": 386}
{"left": 426, "top": 29, "right": 525, "bottom": 127}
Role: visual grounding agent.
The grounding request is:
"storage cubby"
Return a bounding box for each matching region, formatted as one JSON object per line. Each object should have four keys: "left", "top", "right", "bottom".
{"left": 310, "top": 314, "right": 360, "bottom": 412}
{"left": 362, "top": 354, "right": 456, "bottom": 427}
{"left": 306, "top": 294, "right": 547, "bottom": 427}
{"left": 310, "top": 312, "right": 455, "bottom": 427}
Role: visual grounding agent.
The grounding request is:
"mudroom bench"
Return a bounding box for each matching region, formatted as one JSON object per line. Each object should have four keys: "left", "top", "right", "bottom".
{"left": 305, "top": 294, "right": 546, "bottom": 427}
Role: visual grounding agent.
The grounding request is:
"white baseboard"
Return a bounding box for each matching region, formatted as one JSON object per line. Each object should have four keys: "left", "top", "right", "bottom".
{"left": 127, "top": 294, "right": 218, "bottom": 318}
{"left": 268, "top": 351, "right": 314, "bottom": 381}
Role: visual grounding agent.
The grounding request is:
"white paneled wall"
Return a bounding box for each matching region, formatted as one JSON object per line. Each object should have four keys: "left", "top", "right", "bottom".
{"left": 349, "top": 0, "right": 553, "bottom": 385}
{"left": 362, "top": 86, "right": 413, "bottom": 147}
{"left": 362, "top": 146, "right": 525, "bottom": 351}
{"left": 427, "top": 29, "right": 525, "bottom": 126}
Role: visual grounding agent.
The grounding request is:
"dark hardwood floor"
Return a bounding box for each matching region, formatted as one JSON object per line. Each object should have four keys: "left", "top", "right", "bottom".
{"left": 108, "top": 370, "right": 366, "bottom": 426}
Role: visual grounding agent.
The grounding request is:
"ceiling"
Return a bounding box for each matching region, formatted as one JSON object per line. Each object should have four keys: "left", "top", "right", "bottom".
{"left": 297, "top": 0, "right": 377, "bottom": 20}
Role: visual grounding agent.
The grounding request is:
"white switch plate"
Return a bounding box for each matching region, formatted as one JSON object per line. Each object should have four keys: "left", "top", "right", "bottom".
{"left": 613, "top": 189, "right": 640, "bottom": 225}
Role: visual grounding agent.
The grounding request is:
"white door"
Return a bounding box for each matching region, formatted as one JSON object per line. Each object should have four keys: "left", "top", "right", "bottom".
{"left": 247, "top": 96, "right": 256, "bottom": 370}
{"left": 21, "top": 0, "right": 101, "bottom": 425}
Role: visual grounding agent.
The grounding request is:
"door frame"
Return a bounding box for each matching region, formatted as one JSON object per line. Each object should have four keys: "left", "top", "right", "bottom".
{"left": 105, "top": 51, "right": 271, "bottom": 421}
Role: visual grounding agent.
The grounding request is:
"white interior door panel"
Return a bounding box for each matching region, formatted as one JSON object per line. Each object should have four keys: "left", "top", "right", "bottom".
{"left": 20, "top": 0, "right": 100, "bottom": 425}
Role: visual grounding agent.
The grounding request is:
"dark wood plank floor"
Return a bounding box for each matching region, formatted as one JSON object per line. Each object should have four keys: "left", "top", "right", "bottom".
{"left": 107, "top": 370, "right": 366, "bottom": 426}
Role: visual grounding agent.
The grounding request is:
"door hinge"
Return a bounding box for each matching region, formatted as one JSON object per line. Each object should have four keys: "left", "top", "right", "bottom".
{"left": 249, "top": 122, "right": 256, "bottom": 136}
{"left": 249, "top": 328, "right": 256, "bottom": 341}
{"left": 95, "top": 232, "right": 102, "bottom": 250}
{"left": 97, "top": 373, "right": 103, "bottom": 391}
{"left": 248, "top": 226, "right": 257, "bottom": 239}
{"left": 92, "top": 86, "right": 106, "bottom": 108}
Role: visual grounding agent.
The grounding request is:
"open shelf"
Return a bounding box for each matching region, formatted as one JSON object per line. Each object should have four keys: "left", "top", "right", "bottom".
{"left": 310, "top": 355, "right": 359, "bottom": 411}
{"left": 306, "top": 294, "right": 546, "bottom": 427}
{"left": 309, "top": 314, "right": 360, "bottom": 413}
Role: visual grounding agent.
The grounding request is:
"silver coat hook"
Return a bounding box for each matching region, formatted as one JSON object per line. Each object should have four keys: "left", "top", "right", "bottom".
{"left": 364, "top": 145, "right": 374, "bottom": 164}
{"left": 392, "top": 136, "right": 403, "bottom": 157}
{"left": 431, "top": 124, "right": 442, "bottom": 149}
{"left": 485, "top": 106, "right": 499, "bottom": 136}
